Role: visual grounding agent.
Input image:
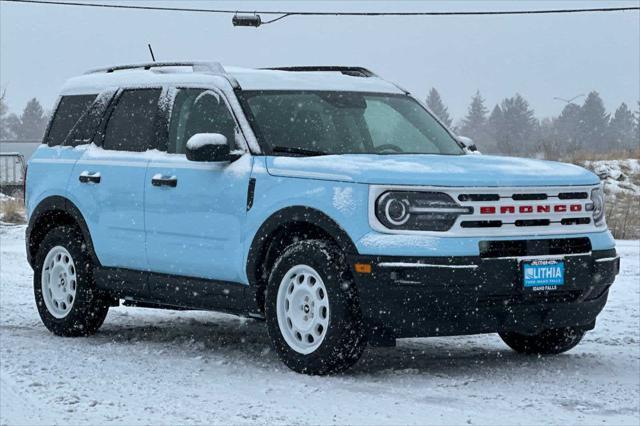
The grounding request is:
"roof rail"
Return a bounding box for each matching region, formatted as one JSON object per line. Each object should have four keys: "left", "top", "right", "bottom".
{"left": 86, "top": 61, "right": 226, "bottom": 75}
{"left": 264, "top": 66, "right": 377, "bottom": 78}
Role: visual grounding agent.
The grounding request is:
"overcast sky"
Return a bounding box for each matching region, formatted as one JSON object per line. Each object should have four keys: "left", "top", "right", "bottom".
{"left": 1, "top": 0, "right": 638, "bottom": 124}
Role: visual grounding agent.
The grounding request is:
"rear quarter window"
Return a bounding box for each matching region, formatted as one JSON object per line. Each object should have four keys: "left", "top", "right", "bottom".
{"left": 45, "top": 95, "right": 97, "bottom": 146}
{"left": 102, "top": 89, "right": 161, "bottom": 152}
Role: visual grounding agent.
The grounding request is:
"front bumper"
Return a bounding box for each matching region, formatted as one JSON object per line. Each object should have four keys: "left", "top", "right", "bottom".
{"left": 349, "top": 248, "right": 620, "bottom": 339}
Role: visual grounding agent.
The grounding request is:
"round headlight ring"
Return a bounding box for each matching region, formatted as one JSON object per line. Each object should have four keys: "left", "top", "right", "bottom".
{"left": 383, "top": 196, "right": 410, "bottom": 226}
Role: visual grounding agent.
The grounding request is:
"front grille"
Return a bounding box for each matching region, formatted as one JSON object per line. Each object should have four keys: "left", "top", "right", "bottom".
{"left": 448, "top": 186, "right": 597, "bottom": 235}
{"left": 479, "top": 237, "right": 592, "bottom": 258}
{"left": 561, "top": 217, "right": 591, "bottom": 225}
{"left": 458, "top": 194, "right": 500, "bottom": 202}
{"left": 515, "top": 219, "right": 550, "bottom": 227}
{"left": 512, "top": 193, "right": 548, "bottom": 201}
{"left": 370, "top": 185, "right": 599, "bottom": 237}
{"left": 461, "top": 220, "right": 502, "bottom": 228}
{"left": 461, "top": 219, "right": 591, "bottom": 228}
{"left": 558, "top": 192, "right": 589, "bottom": 200}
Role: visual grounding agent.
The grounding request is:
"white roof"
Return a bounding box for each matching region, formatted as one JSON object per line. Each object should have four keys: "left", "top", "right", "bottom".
{"left": 226, "top": 67, "right": 403, "bottom": 93}
{"left": 60, "top": 70, "right": 228, "bottom": 96}
{"left": 60, "top": 64, "right": 404, "bottom": 96}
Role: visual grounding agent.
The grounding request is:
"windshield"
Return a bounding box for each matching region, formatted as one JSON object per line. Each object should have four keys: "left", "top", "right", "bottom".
{"left": 243, "top": 91, "right": 464, "bottom": 156}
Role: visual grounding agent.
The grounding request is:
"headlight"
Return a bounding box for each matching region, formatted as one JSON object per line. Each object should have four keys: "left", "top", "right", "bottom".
{"left": 375, "top": 191, "right": 472, "bottom": 231}
{"left": 589, "top": 187, "right": 606, "bottom": 226}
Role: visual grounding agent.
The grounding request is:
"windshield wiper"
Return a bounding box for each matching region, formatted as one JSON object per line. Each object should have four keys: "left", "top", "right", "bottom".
{"left": 271, "top": 146, "right": 328, "bottom": 157}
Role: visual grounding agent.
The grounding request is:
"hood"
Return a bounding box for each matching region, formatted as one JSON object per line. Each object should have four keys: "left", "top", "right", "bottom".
{"left": 266, "top": 154, "right": 600, "bottom": 187}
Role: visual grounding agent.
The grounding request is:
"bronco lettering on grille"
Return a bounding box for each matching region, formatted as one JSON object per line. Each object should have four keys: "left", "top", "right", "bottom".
{"left": 479, "top": 204, "right": 583, "bottom": 215}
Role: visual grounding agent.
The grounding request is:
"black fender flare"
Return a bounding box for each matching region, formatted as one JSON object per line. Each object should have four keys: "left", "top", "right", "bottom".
{"left": 245, "top": 206, "right": 358, "bottom": 287}
{"left": 26, "top": 196, "right": 99, "bottom": 268}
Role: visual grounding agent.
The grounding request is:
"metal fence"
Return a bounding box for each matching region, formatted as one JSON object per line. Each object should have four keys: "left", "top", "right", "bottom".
{"left": 0, "top": 152, "right": 26, "bottom": 196}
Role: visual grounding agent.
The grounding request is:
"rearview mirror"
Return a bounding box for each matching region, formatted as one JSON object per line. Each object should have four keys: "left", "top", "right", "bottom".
{"left": 457, "top": 136, "right": 480, "bottom": 154}
{"left": 186, "top": 133, "right": 232, "bottom": 162}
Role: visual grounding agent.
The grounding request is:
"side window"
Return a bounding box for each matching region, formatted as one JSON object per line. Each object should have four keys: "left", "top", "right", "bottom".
{"left": 65, "top": 91, "right": 116, "bottom": 147}
{"left": 45, "top": 95, "right": 97, "bottom": 146}
{"left": 103, "top": 89, "right": 161, "bottom": 152}
{"left": 167, "top": 89, "right": 237, "bottom": 154}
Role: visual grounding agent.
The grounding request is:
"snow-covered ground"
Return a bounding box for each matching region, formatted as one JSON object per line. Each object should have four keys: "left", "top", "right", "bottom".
{"left": 582, "top": 159, "right": 640, "bottom": 197}
{"left": 1, "top": 224, "right": 638, "bottom": 425}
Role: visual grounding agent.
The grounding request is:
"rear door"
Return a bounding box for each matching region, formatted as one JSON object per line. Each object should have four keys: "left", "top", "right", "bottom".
{"left": 144, "top": 87, "right": 252, "bottom": 282}
{"left": 68, "top": 88, "right": 162, "bottom": 271}
{"left": 27, "top": 94, "right": 97, "bottom": 215}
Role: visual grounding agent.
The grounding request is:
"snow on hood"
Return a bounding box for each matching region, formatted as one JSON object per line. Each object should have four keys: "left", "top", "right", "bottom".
{"left": 266, "top": 154, "right": 600, "bottom": 187}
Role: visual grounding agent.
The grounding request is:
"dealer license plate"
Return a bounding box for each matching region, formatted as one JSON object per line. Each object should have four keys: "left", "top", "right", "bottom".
{"left": 522, "top": 259, "right": 565, "bottom": 291}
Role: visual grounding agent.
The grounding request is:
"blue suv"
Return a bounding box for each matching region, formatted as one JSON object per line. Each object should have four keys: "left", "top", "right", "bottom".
{"left": 26, "top": 62, "right": 620, "bottom": 374}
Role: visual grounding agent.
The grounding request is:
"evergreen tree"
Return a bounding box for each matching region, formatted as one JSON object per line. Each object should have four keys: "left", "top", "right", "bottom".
{"left": 486, "top": 104, "right": 503, "bottom": 152}
{"left": 538, "top": 117, "right": 561, "bottom": 159}
{"left": 460, "top": 91, "right": 488, "bottom": 136}
{"left": 0, "top": 90, "right": 6, "bottom": 117}
{"left": 459, "top": 91, "right": 493, "bottom": 150}
{"left": 425, "top": 88, "right": 452, "bottom": 128}
{"left": 493, "top": 94, "right": 538, "bottom": 155}
{"left": 0, "top": 89, "right": 13, "bottom": 140}
{"left": 554, "top": 103, "right": 582, "bottom": 153}
{"left": 576, "top": 91, "right": 609, "bottom": 152}
{"left": 608, "top": 103, "right": 635, "bottom": 150}
{"left": 8, "top": 98, "right": 48, "bottom": 141}
{"left": 5, "top": 114, "right": 22, "bottom": 139}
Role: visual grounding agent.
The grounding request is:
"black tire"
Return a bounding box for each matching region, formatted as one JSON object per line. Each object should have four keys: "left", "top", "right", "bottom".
{"left": 265, "top": 240, "right": 366, "bottom": 375}
{"left": 34, "top": 226, "right": 110, "bottom": 337}
{"left": 499, "top": 327, "right": 585, "bottom": 355}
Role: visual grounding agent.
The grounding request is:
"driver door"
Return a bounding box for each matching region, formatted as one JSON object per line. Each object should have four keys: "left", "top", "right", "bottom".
{"left": 144, "top": 87, "right": 252, "bottom": 283}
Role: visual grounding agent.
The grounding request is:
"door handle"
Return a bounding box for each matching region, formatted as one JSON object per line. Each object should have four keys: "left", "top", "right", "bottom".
{"left": 151, "top": 174, "right": 178, "bottom": 188}
{"left": 79, "top": 171, "right": 101, "bottom": 184}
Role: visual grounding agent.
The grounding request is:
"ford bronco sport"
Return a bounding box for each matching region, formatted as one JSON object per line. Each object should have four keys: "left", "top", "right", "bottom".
{"left": 26, "top": 62, "right": 620, "bottom": 374}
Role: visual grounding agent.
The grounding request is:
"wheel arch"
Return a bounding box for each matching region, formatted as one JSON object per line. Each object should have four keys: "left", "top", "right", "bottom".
{"left": 26, "top": 196, "right": 99, "bottom": 268}
{"left": 246, "top": 206, "right": 358, "bottom": 313}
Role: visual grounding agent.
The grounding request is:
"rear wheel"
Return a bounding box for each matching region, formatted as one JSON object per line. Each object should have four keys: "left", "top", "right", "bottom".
{"left": 265, "top": 240, "right": 366, "bottom": 375}
{"left": 499, "top": 327, "right": 585, "bottom": 355}
{"left": 34, "top": 226, "right": 110, "bottom": 337}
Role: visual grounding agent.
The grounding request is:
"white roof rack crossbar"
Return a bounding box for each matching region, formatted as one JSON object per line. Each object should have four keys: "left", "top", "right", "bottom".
{"left": 86, "top": 61, "right": 226, "bottom": 75}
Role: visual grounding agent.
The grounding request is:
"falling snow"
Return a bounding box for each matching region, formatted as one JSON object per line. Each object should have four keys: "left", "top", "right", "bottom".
{"left": 1, "top": 224, "right": 638, "bottom": 425}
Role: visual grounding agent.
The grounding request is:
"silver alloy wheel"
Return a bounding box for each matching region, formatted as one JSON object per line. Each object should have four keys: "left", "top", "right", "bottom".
{"left": 41, "top": 246, "right": 77, "bottom": 319}
{"left": 276, "top": 264, "right": 330, "bottom": 354}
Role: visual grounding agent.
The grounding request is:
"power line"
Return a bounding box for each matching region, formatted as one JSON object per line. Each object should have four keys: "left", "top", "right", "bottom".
{"left": 2, "top": 0, "right": 639, "bottom": 24}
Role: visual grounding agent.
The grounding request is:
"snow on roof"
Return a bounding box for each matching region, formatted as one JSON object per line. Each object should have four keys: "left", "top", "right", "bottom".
{"left": 225, "top": 67, "right": 403, "bottom": 93}
{"left": 60, "top": 69, "right": 230, "bottom": 96}
{"left": 60, "top": 65, "right": 404, "bottom": 96}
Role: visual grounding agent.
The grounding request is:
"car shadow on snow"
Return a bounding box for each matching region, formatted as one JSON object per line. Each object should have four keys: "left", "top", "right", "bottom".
{"left": 93, "top": 309, "right": 597, "bottom": 377}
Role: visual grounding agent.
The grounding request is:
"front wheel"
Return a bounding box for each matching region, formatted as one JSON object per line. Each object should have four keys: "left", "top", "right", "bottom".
{"left": 499, "top": 327, "right": 585, "bottom": 355}
{"left": 34, "top": 226, "right": 110, "bottom": 337}
{"left": 265, "top": 240, "right": 366, "bottom": 375}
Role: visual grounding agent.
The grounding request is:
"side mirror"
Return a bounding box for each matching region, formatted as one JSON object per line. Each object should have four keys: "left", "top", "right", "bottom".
{"left": 457, "top": 136, "right": 480, "bottom": 154}
{"left": 186, "top": 133, "right": 232, "bottom": 162}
